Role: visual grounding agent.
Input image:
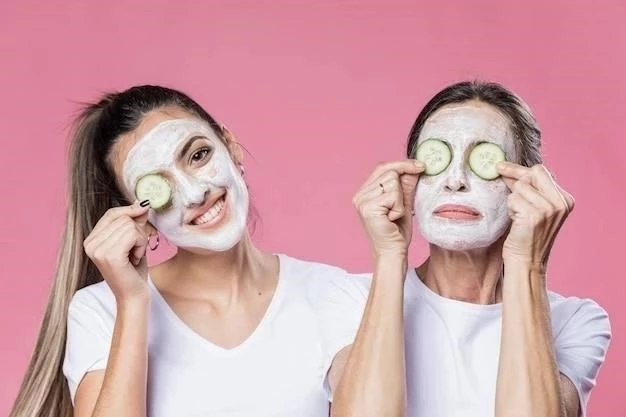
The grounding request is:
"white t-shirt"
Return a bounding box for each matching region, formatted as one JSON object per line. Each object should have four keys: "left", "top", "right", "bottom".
{"left": 319, "top": 268, "right": 611, "bottom": 417}
{"left": 63, "top": 254, "right": 350, "bottom": 417}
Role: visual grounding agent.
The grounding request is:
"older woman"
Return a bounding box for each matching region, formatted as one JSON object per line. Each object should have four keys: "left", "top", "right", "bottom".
{"left": 324, "top": 81, "right": 611, "bottom": 417}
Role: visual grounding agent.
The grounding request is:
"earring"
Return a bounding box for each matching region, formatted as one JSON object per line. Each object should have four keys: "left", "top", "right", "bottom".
{"left": 149, "top": 233, "right": 160, "bottom": 251}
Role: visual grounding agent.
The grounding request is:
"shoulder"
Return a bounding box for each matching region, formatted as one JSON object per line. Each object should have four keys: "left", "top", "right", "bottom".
{"left": 279, "top": 254, "right": 347, "bottom": 280}
{"left": 278, "top": 254, "right": 372, "bottom": 299}
{"left": 548, "top": 290, "right": 611, "bottom": 334}
{"left": 68, "top": 280, "right": 117, "bottom": 323}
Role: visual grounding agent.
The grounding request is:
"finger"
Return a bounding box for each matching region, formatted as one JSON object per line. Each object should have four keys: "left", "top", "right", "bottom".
{"left": 510, "top": 179, "right": 554, "bottom": 213}
{"left": 364, "top": 170, "right": 401, "bottom": 193}
{"left": 98, "top": 221, "right": 148, "bottom": 267}
{"left": 87, "top": 215, "right": 146, "bottom": 257}
{"left": 387, "top": 188, "right": 406, "bottom": 222}
{"left": 496, "top": 161, "right": 531, "bottom": 181}
{"left": 507, "top": 191, "right": 537, "bottom": 222}
{"left": 354, "top": 171, "right": 400, "bottom": 207}
{"left": 364, "top": 160, "right": 425, "bottom": 186}
{"left": 91, "top": 201, "right": 149, "bottom": 237}
{"left": 501, "top": 175, "right": 516, "bottom": 191}
{"left": 361, "top": 187, "right": 406, "bottom": 222}
{"left": 86, "top": 215, "right": 132, "bottom": 255}
{"left": 528, "top": 165, "right": 574, "bottom": 213}
{"left": 134, "top": 211, "right": 151, "bottom": 233}
{"left": 354, "top": 174, "right": 402, "bottom": 210}
{"left": 505, "top": 164, "right": 572, "bottom": 214}
{"left": 130, "top": 230, "right": 150, "bottom": 266}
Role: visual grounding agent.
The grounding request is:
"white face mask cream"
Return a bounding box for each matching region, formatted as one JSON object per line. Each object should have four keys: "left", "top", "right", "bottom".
{"left": 122, "top": 119, "right": 249, "bottom": 252}
{"left": 414, "top": 102, "right": 518, "bottom": 250}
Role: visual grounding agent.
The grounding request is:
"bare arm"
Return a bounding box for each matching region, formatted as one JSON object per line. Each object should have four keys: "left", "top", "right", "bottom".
{"left": 330, "top": 255, "right": 407, "bottom": 417}
{"left": 76, "top": 202, "right": 155, "bottom": 417}
{"left": 495, "top": 163, "right": 578, "bottom": 417}
{"left": 74, "top": 295, "right": 150, "bottom": 417}
{"left": 496, "top": 263, "right": 570, "bottom": 417}
{"left": 330, "top": 160, "right": 423, "bottom": 417}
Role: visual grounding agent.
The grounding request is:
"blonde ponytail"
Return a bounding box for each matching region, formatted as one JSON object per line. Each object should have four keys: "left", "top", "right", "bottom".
{"left": 10, "top": 107, "right": 111, "bottom": 417}
{"left": 10, "top": 84, "right": 227, "bottom": 416}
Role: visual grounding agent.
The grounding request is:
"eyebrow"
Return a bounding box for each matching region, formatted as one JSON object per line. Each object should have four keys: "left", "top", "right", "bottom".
{"left": 178, "top": 135, "right": 206, "bottom": 160}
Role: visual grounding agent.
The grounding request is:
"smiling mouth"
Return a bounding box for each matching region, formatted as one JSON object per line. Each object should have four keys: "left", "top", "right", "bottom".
{"left": 188, "top": 194, "right": 229, "bottom": 228}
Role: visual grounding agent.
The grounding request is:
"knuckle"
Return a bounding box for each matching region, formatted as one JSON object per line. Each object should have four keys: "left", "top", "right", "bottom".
{"left": 91, "top": 248, "right": 104, "bottom": 261}
{"left": 511, "top": 180, "right": 523, "bottom": 192}
{"left": 568, "top": 196, "right": 576, "bottom": 210}
{"left": 506, "top": 196, "right": 515, "bottom": 208}
{"left": 375, "top": 162, "right": 387, "bottom": 172}
{"left": 531, "top": 164, "right": 545, "bottom": 173}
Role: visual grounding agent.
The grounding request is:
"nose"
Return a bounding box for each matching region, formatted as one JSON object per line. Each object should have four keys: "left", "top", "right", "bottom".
{"left": 173, "top": 172, "right": 208, "bottom": 207}
{"left": 443, "top": 162, "right": 469, "bottom": 193}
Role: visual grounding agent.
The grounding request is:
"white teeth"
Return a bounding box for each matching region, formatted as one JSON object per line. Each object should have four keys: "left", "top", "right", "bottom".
{"left": 192, "top": 197, "right": 225, "bottom": 225}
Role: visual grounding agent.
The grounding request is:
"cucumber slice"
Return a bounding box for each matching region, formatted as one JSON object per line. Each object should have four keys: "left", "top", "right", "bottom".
{"left": 135, "top": 174, "right": 172, "bottom": 210}
{"left": 415, "top": 139, "right": 452, "bottom": 176}
{"left": 468, "top": 142, "right": 506, "bottom": 180}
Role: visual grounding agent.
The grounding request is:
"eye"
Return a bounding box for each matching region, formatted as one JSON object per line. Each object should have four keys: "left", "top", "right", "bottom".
{"left": 190, "top": 147, "right": 212, "bottom": 165}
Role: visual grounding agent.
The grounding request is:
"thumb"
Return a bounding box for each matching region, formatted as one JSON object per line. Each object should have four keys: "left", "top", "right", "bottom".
{"left": 130, "top": 200, "right": 151, "bottom": 232}
{"left": 400, "top": 173, "right": 419, "bottom": 213}
{"left": 134, "top": 211, "right": 150, "bottom": 227}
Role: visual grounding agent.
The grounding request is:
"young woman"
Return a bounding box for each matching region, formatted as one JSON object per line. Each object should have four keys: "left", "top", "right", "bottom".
{"left": 326, "top": 81, "right": 611, "bottom": 417}
{"left": 10, "top": 85, "right": 354, "bottom": 417}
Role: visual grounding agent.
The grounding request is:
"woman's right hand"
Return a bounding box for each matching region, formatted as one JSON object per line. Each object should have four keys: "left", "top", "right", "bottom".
{"left": 353, "top": 160, "right": 424, "bottom": 257}
{"left": 83, "top": 201, "right": 154, "bottom": 302}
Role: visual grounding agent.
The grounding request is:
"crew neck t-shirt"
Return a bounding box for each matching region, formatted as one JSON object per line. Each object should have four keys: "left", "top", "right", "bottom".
{"left": 318, "top": 269, "right": 611, "bottom": 417}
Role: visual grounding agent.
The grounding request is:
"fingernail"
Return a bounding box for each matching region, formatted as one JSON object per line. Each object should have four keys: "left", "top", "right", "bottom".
{"left": 414, "top": 160, "right": 425, "bottom": 167}
{"left": 140, "top": 200, "right": 150, "bottom": 207}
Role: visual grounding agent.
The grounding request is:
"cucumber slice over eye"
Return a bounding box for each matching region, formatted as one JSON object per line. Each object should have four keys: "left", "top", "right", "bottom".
{"left": 135, "top": 174, "right": 172, "bottom": 210}
{"left": 468, "top": 142, "right": 506, "bottom": 180}
{"left": 415, "top": 139, "right": 452, "bottom": 176}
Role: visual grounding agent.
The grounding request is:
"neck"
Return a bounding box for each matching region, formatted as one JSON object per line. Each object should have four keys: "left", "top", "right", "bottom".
{"left": 417, "top": 238, "right": 505, "bottom": 304}
{"left": 162, "top": 234, "right": 274, "bottom": 300}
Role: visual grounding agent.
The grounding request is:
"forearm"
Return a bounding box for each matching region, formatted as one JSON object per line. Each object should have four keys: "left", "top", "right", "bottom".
{"left": 332, "top": 254, "right": 407, "bottom": 417}
{"left": 92, "top": 295, "right": 150, "bottom": 417}
{"left": 496, "top": 261, "right": 564, "bottom": 417}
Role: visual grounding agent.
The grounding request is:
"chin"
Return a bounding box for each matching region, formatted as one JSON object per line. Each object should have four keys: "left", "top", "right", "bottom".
{"left": 420, "top": 229, "right": 506, "bottom": 252}
{"left": 418, "top": 216, "right": 510, "bottom": 252}
{"left": 430, "top": 238, "right": 493, "bottom": 251}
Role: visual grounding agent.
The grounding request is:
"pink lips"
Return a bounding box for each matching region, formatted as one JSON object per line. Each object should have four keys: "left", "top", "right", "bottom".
{"left": 433, "top": 204, "right": 481, "bottom": 220}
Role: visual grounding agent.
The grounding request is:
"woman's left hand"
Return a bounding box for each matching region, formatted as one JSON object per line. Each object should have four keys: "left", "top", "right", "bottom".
{"left": 497, "top": 162, "right": 575, "bottom": 270}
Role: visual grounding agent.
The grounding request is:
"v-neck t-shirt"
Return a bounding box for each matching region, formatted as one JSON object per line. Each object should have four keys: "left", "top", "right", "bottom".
{"left": 63, "top": 254, "right": 350, "bottom": 417}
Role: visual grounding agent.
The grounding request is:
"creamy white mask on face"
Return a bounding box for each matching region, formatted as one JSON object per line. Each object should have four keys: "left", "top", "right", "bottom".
{"left": 122, "top": 119, "right": 249, "bottom": 252}
{"left": 414, "top": 102, "right": 518, "bottom": 250}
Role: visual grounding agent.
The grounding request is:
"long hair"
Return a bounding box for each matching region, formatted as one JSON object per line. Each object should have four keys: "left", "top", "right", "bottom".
{"left": 407, "top": 80, "right": 542, "bottom": 167}
{"left": 10, "top": 85, "right": 226, "bottom": 417}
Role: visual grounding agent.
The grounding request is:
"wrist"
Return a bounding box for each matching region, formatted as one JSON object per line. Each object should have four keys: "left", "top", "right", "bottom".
{"left": 503, "top": 257, "right": 547, "bottom": 275}
{"left": 502, "top": 260, "right": 547, "bottom": 297}
{"left": 374, "top": 248, "right": 408, "bottom": 260}
{"left": 116, "top": 290, "right": 150, "bottom": 312}
{"left": 374, "top": 252, "right": 408, "bottom": 280}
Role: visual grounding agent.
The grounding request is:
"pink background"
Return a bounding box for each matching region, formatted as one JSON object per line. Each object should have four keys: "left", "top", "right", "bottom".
{"left": 1, "top": 1, "right": 624, "bottom": 415}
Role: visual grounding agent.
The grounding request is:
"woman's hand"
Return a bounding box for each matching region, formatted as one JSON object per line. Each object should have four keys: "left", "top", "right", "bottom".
{"left": 353, "top": 160, "right": 425, "bottom": 257}
{"left": 83, "top": 200, "right": 155, "bottom": 302}
{"left": 497, "top": 162, "right": 575, "bottom": 270}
